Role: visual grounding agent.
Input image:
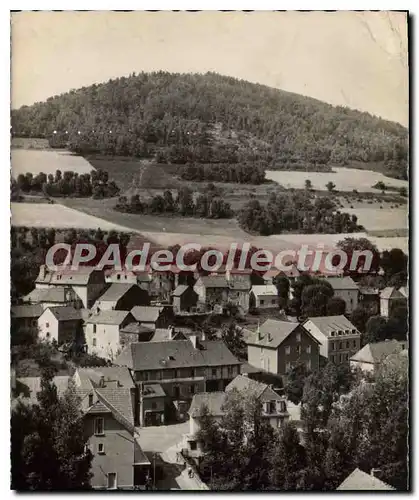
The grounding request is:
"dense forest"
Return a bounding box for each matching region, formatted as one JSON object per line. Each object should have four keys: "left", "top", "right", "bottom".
{"left": 11, "top": 72, "right": 408, "bottom": 178}
{"left": 179, "top": 162, "right": 266, "bottom": 184}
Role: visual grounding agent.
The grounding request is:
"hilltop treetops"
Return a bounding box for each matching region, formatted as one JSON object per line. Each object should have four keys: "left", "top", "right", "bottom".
{"left": 44, "top": 241, "right": 379, "bottom": 276}
{"left": 11, "top": 71, "right": 408, "bottom": 178}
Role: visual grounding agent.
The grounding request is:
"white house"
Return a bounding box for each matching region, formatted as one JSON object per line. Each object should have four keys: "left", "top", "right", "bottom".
{"left": 85, "top": 310, "right": 140, "bottom": 360}
{"left": 37, "top": 306, "right": 84, "bottom": 344}
{"left": 323, "top": 276, "right": 359, "bottom": 314}
{"left": 350, "top": 339, "right": 406, "bottom": 374}
{"left": 249, "top": 284, "right": 279, "bottom": 310}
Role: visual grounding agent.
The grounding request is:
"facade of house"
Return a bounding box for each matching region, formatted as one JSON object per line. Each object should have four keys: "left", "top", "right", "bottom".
{"left": 131, "top": 305, "right": 174, "bottom": 330}
{"left": 184, "top": 375, "right": 289, "bottom": 458}
{"left": 350, "top": 339, "right": 406, "bottom": 373}
{"left": 85, "top": 311, "right": 141, "bottom": 360}
{"left": 379, "top": 287, "right": 407, "bottom": 317}
{"left": 171, "top": 285, "right": 199, "bottom": 314}
{"left": 249, "top": 285, "right": 279, "bottom": 310}
{"left": 302, "top": 315, "right": 361, "bottom": 365}
{"left": 323, "top": 276, "right": 359, "bottom": 314}
{"left": 227, "top": 272, "right": 252, "bottom": 313}
{"left": 114, "top": 337, "right": 241, "bottom": 421}
{"left": 105, "top": 269, "right": 138, "bottom": 284}
{"left": 246, "top": 319, "right": 321, "bottom": 375}
{"left": 193, "top": 276, "right": 229, "bottom": 309}
{"left": 139, "top": 383, "right": 167, "bottom": 427}
{"left": 13, "top": 368, "right": 150, "bottom": 490}
{"left": 35, "top": 265, "right": 107, "bottom": 309}
{"left": 93, "top": 283, "right": 150, "bottom": 312}
{"left": 11, "top": 304, "right": 43, "bottom": 333}
{"left": 37, "top": 306, "right": 84, "bottom": 344}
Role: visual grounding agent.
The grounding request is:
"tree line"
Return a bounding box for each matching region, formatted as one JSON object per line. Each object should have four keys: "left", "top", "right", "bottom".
{"left": 14, "top": 169, "right": 120, "bottom": 199}
{"left": 238, "top": 191, "right": 362, "bottom": 235}
{"left": 115, "top": 186, "right": 233, "bottom": 219}
{"left": 11, "top": 71, "right": 408, "bottom": 178}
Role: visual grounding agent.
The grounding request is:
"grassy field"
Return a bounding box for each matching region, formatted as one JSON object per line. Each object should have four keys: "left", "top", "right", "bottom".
{"left": 266, "top": 166, "right": 408, "bottom": 193}
{"left": 11, "top": 149, "right": 95, "bottom": 177}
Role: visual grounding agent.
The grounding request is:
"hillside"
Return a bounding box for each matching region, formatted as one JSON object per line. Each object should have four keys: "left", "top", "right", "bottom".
{"left": 11, "top": 72, "right": 408, "bottom": 179}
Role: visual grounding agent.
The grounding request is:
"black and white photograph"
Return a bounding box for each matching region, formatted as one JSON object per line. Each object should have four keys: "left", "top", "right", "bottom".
{"left": 9, "top": 10, "right": 409, "bottom": 491}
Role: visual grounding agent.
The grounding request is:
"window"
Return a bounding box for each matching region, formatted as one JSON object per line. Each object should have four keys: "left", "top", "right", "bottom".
{"left": 117, "top": 274, "right": 121, "bottom": 280}
{"left": 94, "top": 417, "right": 104, "bottom": 436}
{"left": 339, "top": 341, "right": 343, "bottom": 349}
{"left": 98, "top": 443, "right": 105, "bottom": 454}
{"left": 306, "top": 345, "right": 311, "bottom": 354}
{"left": 267, "top": 401, "right": 276, "bottom": 414}
{"left": 272, "top": 299, "right": 276, "bottom": 305}
{"left": 92, "top": 338, "right": 97, "bottom": 347}
{"left": 260, "top": 299, "right": 264, "bottom": 305}
{"left": 346, "top": 341, "right": 350, "bottom": 349}
{"left": 279, "top": 401, "right": 287, "bottom": 413}
{"left": 151, "top": 402, "right": 157, "bottom": 409}
{"left": 107, "top": 473, "right": 117, "bottom": 490}
{"left": 189, "top": 441, "right": 197, "bottom": 451}
{"left": 189, "top": 384, "right": 195, "bottom": 394}
{"left": 296, "top": 345, "right": 301, "bottom": 355}
{"left": 46, "top": 332, "right": 50, "bottom": 338}
{"left": 173, "top": 386, "right": 180, "bottom": 399}
{"left": 353, "top": 340, "right": 357, "bottom": 348}
{"left": 331, "top": 331, "right": 335, "bottom": 337}
{"left": 296, "top": 332, "right": 301, "bottom": 342}
{"left": 285, "top": 346, "right": 291, "bottom": 355}
{"left": 93, "top": 324, "right": 97, "bottom": 334}
{"left": 227, "top": 366, "right": 233, "bottom": 377}
{"left": 212, "top": 368, "right": 217, "bottom": 378}
{"left": 46, "top": 322, "right": 49, "bottom": 328}
{"left": 88, "top": 394, "right": 93, "bottom": 407}
{"left": 330, "top": 341, "right": 335, "bottom": 350}
{"left": 339, "top": 354, "right": 342, "bottom": 363}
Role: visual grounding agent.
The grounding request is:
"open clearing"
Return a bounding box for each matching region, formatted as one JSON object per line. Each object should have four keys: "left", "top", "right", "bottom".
{"left": 11, "top": 149, "right": 95, "bottom": 177}
{"left": 266, "top": 167, "right": 408, "bottom": 193}
{"left": 345, "top": 207, "right": 408, "bottom": 232}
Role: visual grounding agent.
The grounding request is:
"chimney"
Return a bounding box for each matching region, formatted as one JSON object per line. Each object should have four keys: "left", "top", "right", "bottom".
{"left": 39, "top": 264, "right": 46, "bottom": 280}
{"left": 257, "top": 320, "right": 261, "bottom": 341}
{"left": 99, "top": 375, "right": 105, "bottom": 388}
{"left": 168, "top": 325, "right": 174, "bottom": 340}
{"left": 201, "top": 330, "right": 206, "bottom": 341}
{"left": 370, "top": 468, "right": 382, "bottom": 478}
{"left": 190, "top": 335, "right": 198, "bottom": 349}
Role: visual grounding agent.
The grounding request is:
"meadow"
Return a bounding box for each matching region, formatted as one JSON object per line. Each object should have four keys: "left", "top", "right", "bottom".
{"left": 265, "top": 166, "right": 408, "bottom": 193}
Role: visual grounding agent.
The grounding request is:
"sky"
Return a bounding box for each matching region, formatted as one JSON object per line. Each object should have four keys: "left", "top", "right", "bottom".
{"left": 11, "top": 11, "right": 408, "bottom": 126}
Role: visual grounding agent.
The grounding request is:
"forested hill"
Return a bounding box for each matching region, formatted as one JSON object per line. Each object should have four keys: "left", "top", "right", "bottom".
{"left": 11, "top": 72, "right": 408, "bottom": 178}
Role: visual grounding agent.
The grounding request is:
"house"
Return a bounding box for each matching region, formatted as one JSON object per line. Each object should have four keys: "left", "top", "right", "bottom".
{"left": 184, "top": 375, "right": 289, "bottom": 458}
{"left": 139, "top": 383, "right": 167, "bottom": 427}
{"left": 193, "top": 275, "right": 229, "bottom": 309}
{"left": 105, "top": 269, "right": 138, "bottom": 285}
{"left": 379, "top": 287, "right": 407, "bottom": 317}
{"left": 323, "top": 276, "right": 359, "bottom": 314}
{"left": 246, "top": 319, "right": 321, "bottom": 375}
{"left": 350, "top": 339, "right": 406, "bottom": 374}
{"left": 85, "top": 310, "right": 142, "bottom": 360}
{"left": 171, "top": 285, "right": 199, "bottom": 314}
{"left": 359, "top": 287, "right": 380, "bottom": 307}
{"left": 337, "top": 468, "right": 395, "bottom": 491}
{"left": 23, "top": 286, "right": 83, "bottom": 310}
{"left": 11, "top": 304, "right": 43, "bottom": 333}
{"left": 302, "top": 315, "right": 361, "bottom": 365}
{"left": 93, "top": 283, "right": 150, "bottom": 312}
{"left": 37, "top": 306, "right": 85, "bottom": 344}
{"left": 227, "top": 274, "right": 251, "bottom": 314}
{"left": 249, "top": 285, "right": 279, "bottom": 310}
{"left": 114, "top": 337, "right": 241, "bottom": 421}
{"left": 13, "top": 369, "right": 151, "bottom": 490}
{"left": 34, "top": 265, "right": 107, "bottom": 309}
{"left": 131, "top": 305, "right": 174, "bottom": 331}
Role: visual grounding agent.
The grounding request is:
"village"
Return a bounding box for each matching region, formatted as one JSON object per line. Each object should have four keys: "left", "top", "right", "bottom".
{"left": 11, "top": 255, "right": 408, "bottom": 491}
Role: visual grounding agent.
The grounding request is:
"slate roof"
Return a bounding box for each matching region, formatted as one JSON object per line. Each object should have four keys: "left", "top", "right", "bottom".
{"left": 199, "top": 276, "right": 228, "bottom": 288}
{"left": 323, "top": 276, "right": 359, "bottom": 290}
{"left": 11, "top": 304, "right": 43, "bottom": 319}
{"left": 188, "top": 392, "right": 227, "bottom": 418}
{"left": 337, "top": 468, "right": 395, "bottom": 490}
{"left": 96, "top": 283, "right": 138, "bottom": 303}
{"left": 142, "top": 384, "right": 166, "bottom": 399}
{"left": 36, "top": 266, "right": 99, "bottom": 286}
{"left": 250, "top": 284, "right": 278, "bottom": 297}
{"left": 43, "top": 306, "right": 84, "bottom": 321}
{"left": 96, "top": 387, "right": 135, "bottom": 428}
{"left": 120, "top": 322, "right": 152, "bottom": 336}
{"left": 114, "top": 339, "right": 240, "bottom": 371}
{"left": 379, "top": 287, "right": 405, "bottom": 300}
{"left": 226, "top": 375, "right": 267, "bottom": 398}
{"left": 350, "top": 340, "right": 404, "bottom": 365}
{"left": 246, "top": 319, "right": 303, "bottom": 348}
{"left": 76, "top": 367, "right": 135, "bottom": 389}
{"left": 131, "top": 306, "right": 164, "bottom": 323}
{"left": 150, "top": 328, "right": 187, "bottom": 342}
{"left": 304, "top": 315, "right": 359, "bottom": 337}
{"left": 240, "top": 362, "right": 265, "bottom": 375}
{"left": 85, "top": 310, "right": 131, "bottom": 325}
{"left": 172, "top": 285, "right": 189, "bottom": 297}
